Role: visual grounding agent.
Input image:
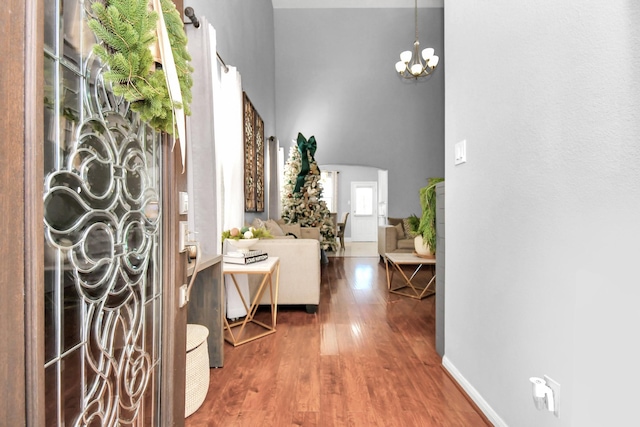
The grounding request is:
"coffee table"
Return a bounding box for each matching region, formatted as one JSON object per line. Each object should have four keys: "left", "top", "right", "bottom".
{"left": 384, "top": 252, "right": 436, "bottom": 300}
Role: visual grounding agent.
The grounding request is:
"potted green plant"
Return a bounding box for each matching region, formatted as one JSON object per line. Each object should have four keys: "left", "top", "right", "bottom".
{"left": 407, "top": 177, "right": 444, "bottom": 257}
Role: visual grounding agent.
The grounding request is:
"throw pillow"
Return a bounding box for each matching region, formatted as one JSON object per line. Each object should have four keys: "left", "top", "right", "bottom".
{"left": 265, "top": 219, "right": 285, "bottom": 236}
{"left": 402, "top": 218, "right": 415, "bottom": 239}
{"left": 394, "top": 222, "right": 404, "bottom": 240}
{"left": 300, "top": 227, "right": 320, "bottom": 241}
{"left": 280, "top": 223, "right": 301, "bottom": 238}
{"left": 251, "top": 218, "right": 265, "bottom": 229}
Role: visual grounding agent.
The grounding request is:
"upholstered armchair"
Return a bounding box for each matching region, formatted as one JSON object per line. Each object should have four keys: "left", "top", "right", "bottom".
{"left": 377, "top": 217, "right": 415, "bottom": 259}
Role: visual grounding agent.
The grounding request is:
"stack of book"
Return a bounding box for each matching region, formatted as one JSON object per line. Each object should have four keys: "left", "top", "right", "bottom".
{"left": 223, "top": 249, "right": 268, "bottom": 265}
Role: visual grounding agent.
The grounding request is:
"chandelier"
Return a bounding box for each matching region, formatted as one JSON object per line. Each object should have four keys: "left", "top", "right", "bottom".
{"left": 394, "top": 0, "right": 439, "bottom": 79}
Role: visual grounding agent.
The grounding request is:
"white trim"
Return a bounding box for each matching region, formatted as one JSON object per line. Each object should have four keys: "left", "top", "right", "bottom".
{"left": 442, "top": 356, "right": 508, "bottom": 427}
{"left": 273, "top": 0, "right": 443, "bottom": 9}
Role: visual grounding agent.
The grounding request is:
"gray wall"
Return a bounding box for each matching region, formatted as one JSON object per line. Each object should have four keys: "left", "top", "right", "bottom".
{"left": 445, "top": 2, "right": 640, "bottom": 426}
{"left": 182, "top": 3, "right": 442, "bottom": 219}
{"left": 184, "top": 0, "right": 276, "bottom": 224}
{"left": 185, "top": 0, "right": 276, "bottom": 136}
{"left": 274, "top": 8, "right": 444, "bottom": 217}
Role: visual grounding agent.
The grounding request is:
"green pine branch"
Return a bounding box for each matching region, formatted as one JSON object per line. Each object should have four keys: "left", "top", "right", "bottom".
{"left": 88, "top": 0, "right": 193, "bottom": 135}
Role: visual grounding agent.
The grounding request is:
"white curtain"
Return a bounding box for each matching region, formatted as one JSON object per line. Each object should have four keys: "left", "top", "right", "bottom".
{"left": 186, "top": 19, "right": 247, "bottom": 318}
{"left": 215, "top": 66, "right": 244, "bottom": 237}
{"left": 185, "top": 18, "right": 218, "bottom": 256}
{"left": 215, "top": 65, "right": 249, "bottom": 319}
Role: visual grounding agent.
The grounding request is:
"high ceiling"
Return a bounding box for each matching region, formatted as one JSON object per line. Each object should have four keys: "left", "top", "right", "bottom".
{"left": 272, "top": 0, "right": 443, "bottom": 8}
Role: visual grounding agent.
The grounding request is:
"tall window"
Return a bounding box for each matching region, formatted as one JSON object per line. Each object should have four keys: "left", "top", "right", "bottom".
{"left": 320, "top": 170, "right": 338, "bottom": 212}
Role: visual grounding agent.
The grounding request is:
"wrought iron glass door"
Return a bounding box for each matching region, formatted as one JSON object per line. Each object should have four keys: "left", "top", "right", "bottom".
{"left": 43, "top": 0, "right": 163, "bottom": 425}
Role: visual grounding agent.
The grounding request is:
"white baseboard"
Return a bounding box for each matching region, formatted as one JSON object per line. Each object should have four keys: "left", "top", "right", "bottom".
{"left": 442, "top": 355, "right": 508, "bottom": 427}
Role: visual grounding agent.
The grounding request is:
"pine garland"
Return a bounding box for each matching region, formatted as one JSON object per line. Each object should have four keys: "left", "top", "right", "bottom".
{"left": 88, "top": 0, "right": 193, "bottom": 135}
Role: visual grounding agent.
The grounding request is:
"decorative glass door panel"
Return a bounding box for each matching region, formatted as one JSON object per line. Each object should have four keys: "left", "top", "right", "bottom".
{"left": 43, "top": 0, "right": 163, "bottom": 425}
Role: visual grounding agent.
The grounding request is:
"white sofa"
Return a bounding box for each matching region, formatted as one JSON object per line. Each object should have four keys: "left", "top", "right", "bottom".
{"left": 248, "top": 238, "right": 321, "bottom": 313}
{"left": 252, "top": 217, "right": 321, "bottom": 241}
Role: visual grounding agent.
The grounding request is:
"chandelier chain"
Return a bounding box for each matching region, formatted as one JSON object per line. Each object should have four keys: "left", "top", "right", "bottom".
{"left": 394, "top": 0, "right": 440, "bottom": 80}
{"left": 414, "top": 0, "right": 419, "bottom": 42}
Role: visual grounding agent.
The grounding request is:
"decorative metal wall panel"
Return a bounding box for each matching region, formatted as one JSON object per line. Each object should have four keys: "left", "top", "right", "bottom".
{"left": 42, "top": 1, "right": 162, "bottom": 425}
{"left": 255, "top": 114, "right": 264, "bottom": 212}
{"left": 243, "top": 92, "right": 264, "bottom": 212}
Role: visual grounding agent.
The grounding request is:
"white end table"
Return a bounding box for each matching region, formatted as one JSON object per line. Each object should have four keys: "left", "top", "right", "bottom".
{"left": 223, "top": 256, "right": 280, "bottom": 346}
{"left": 384, "top": 252, "right": 436, "bottom": 300}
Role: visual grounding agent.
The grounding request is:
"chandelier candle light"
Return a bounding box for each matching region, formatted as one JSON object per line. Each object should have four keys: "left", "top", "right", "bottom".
{"left": 395, "top": 0, "right": 439, "bottom": 79}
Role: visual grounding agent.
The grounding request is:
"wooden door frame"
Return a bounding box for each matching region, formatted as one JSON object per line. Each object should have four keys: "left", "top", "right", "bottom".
{"left": 162, "top": 136, "right": 189, "bottom": 425}
{"left": 1, "top": 0, "right": 189, "bottom": 424}
{"left": 0, "top": 0, "right": 45, "bottom": 425}
{"left": 162, "top": 1, "right": 189, "bottom": 424}
{"left": 24, "top": 0, "right": 45, "bottom": 424}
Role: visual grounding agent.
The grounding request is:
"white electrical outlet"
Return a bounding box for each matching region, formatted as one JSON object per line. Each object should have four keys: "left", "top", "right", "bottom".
{"left": 179, "top": 221, "right": 188, "bottom": 252}
{"left": 544, "top": 375, "right": 561, "bottom": 417}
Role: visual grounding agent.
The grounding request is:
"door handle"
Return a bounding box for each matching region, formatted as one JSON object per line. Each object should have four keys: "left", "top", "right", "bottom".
{"left": 187, "top": 243, "right": 198, "bottom": 262}
{"left": 179, "top": 239, "right": 201, "bottom": 308}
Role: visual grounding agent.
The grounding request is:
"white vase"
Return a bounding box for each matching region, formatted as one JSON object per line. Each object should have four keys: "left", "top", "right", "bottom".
{"left": 227, "top": 238, "right": 258, "bottom": 254}
{"left": 414, "top": 235, "right": 434, "bottom": 257}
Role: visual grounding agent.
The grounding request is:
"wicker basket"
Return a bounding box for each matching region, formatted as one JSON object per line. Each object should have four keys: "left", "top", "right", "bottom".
{"left": 185, "top": 324, "right": 210, "bottom": 418}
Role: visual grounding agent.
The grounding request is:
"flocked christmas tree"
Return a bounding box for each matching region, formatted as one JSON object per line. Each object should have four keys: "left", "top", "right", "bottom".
{"left": 281, "top": 133, "right": 337, "bottom": 251}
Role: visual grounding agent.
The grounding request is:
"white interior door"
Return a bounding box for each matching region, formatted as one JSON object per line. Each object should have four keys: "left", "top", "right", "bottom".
{"left": 350, "top": 181, "right": 378, "bottom": 241}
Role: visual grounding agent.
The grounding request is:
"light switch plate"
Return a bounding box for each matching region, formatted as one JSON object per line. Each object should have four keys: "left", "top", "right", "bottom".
{"left": 179, "top": 284, "right": 189, "bottom": 308}
{"left": 179, "top": 221, "right": 188, "bottom": 252}
{"left": 179, "top": 191, "right": 189, "bottom": 214}
{"left": 454, "top": 140, "right": 467, "bottom": 165}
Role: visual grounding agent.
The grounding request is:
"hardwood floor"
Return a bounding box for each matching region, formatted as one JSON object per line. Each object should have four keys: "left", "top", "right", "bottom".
{"left": 185, "top": 257, "right": 489, "bottom": 426}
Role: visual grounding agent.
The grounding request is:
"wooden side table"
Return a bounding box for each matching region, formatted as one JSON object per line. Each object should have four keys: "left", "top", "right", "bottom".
{"left": 223, "top": 256, "right": 280, "bottom": 346}
{"left": 384, "top": 252, "right": 436, "bottom": 300}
